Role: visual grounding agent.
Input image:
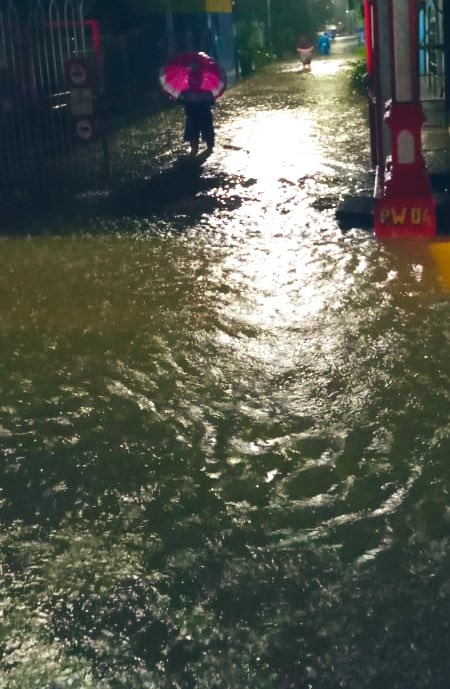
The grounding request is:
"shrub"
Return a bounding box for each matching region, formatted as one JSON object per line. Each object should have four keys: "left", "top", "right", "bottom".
{"left": 349, "top": 57, "right": 368, "bottom": 92}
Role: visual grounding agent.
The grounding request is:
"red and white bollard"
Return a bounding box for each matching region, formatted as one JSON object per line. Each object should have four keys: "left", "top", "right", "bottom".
{"left": 374, "top": 0, "right": 436, "bottom": 239}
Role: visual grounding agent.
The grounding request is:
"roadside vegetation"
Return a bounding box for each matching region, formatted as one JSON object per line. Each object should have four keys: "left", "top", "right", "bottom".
{"left": 349, "top": 45, "right": 368, "bottom": 93}
{"left": 233, "top": 0, "right": 342, "bottom": 74}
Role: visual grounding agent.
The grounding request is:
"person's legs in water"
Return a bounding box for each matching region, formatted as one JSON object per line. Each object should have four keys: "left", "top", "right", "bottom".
{"left": 184, "top": 115, "right": 200, "bottom": 155}
{"left": 189, "top": 139, "right": 199, "bottom": 155}
{"left": 202, "top": 122, "right": 215, "bottom": 152}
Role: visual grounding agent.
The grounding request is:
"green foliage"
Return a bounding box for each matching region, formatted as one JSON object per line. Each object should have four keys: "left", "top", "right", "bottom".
{"left": 349, "top": 56, "right": 368, "bottom": 92}
{"left": 253, "top": 50, "right": 275, "bottom": 69}
{"left": 271, "top": 0, "right": 314, "bottom": 55}
{"left": 234, "top": 0, "right": 333, "bottom": 58}
{"left": 354, "top": 45, "right": 367, "bottom": 60}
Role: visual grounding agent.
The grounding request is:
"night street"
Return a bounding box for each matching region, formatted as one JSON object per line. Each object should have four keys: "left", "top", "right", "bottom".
{"left": 1, "top": 37, "right": 450, "bottom": 689}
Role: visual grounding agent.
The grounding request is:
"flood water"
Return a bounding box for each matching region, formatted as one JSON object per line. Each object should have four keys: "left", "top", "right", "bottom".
{"left": 1, "top": 42, "right": 450, "bottom": 689}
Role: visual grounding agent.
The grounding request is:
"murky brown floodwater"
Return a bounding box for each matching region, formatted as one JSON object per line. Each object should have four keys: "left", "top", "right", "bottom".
{"left": 1, "top": 40, "right": 450, "bottom": 689}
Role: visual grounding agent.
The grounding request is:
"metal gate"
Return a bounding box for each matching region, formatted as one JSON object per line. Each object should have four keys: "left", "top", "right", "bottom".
{"left": 419, "top": 0, "right": 448, "bottom": 174}
{"left": 0, "top": 0, "right": 103, "bottom": 193}
{"left": 419, "top": 0, "right": 445, "bottom": 100}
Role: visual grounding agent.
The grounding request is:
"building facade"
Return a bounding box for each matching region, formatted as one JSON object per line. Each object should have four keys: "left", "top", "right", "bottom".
{"left": 129, "top": 0, "right": 236, "bottom": 80}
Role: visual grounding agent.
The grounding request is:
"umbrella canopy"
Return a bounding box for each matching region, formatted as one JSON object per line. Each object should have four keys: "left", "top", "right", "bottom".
{"left": 159, "top": 52, "right": 227, "bottom": 100}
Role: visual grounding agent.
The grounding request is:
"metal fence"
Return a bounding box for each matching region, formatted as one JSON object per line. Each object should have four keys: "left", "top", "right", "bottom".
{"left": 419, "top": 0, "right": 445, "bottom": 101}
{"left": 0, "top": 0, "right": 106, "bottom": 194}
{"left": 0, "top": 1, "right": 238, "bottom": 197}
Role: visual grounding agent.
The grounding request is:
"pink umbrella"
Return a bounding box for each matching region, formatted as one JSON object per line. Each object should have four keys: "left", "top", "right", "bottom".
{"left": 159, "top": 52, "right": 227, "bottom": 100}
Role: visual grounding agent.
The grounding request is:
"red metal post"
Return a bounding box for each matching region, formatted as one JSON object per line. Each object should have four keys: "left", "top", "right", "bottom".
{"left": 364, "top": 0, "right": 372, "bottom": 76}
{"left": 364, "top": 0, "right": 378, "bottom": 169}
{"left": 375, "top": 0, "right": 436, "bottom": 239}
{"left": 368, "top": 0, "right": 386, "bottom": 187}
{"left": 49, "top": 19, "right": 102, "bottom": 64}
{"left": 86, "top": 20, "right": 102, "bottom": 63}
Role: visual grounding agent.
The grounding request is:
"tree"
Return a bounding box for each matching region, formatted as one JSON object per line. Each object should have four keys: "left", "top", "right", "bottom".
{"left": 85, "top": 0, "right": 132, "bottom": 32}
{"left": 233, "top": 0, "right": 333, "bottom": 57}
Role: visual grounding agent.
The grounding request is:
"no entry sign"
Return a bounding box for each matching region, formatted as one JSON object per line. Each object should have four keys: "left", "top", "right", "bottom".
{"left": 65, "top": 57, "right": 99, "bottom": 143}
{"left": 65, "top": 58, "right": 97, "bottom": 88}
{"left": 69, "top": 61, "right": 87, "bottom": 86}
{"left": 75, "top": 117, "right": 95, "bottom": 142}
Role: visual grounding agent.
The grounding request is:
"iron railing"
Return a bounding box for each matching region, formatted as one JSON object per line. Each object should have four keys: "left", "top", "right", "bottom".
{"left": 0, "top": 0, "right": 105, "bottom": 193}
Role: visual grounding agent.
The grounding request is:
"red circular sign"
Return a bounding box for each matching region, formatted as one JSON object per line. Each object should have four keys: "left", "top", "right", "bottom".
{"left": 76, "top": 118, "right": 94, "bottom": 141}
{"left": 70, "top": 62, "right": 87, "bottom": 86}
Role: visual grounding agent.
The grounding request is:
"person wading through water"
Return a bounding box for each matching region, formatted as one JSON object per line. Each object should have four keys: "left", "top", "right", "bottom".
{"left": 296, "top": 34, "right": 314, "bottom": 72}
{"left": 178, "top": 68, "right": 215, "bottom": 156}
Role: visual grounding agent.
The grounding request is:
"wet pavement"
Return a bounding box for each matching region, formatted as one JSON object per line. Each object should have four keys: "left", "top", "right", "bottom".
{"left": 1, "top": 38, "right": 450, "bottom": 689}
{"left": 104, "top": 36, "right": 372, "bottom": 234}
{"left": 0, "top": 36, "right": 370, "bottom": 236}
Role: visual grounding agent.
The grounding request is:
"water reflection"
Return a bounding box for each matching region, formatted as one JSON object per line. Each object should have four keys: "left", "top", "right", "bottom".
{"left": 281, "top": 55, "right": 346, "bottom": 78}
{"left": 221, "top": 110, "right": 321, "bottom": 184}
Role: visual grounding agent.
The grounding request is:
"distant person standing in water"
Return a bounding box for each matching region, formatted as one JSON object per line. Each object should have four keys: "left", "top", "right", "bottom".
{"left": 296, "top": 34, "right": 314, "bottom": 71}
{"left": 178, "top": 69, "right": 215, "bottom": 156}
{"left": 318, "top": 31, "right": 331, "bottom": 55}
